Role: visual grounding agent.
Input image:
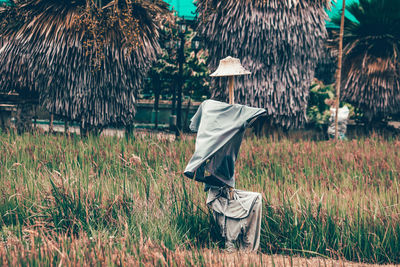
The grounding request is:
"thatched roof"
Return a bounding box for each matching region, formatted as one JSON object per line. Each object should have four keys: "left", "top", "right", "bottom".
{"left": 332, "top": 0, "right": 400, "bottom": 117}
{"left": 197, "top": 0, "right": 329, "bottom": 128}
{"left": 0, "top": 0, "right": 171, "bottom": 127}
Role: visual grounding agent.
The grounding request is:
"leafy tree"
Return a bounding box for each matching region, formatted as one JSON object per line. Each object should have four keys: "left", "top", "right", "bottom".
{"left": 307, "top": 79, "right": 336, "bottom": 128}
{"left": 306, "top": 79, "right": 359, "bottom": 130}
{"left": 142, "top": 23, "right": 210, "bottom": 128}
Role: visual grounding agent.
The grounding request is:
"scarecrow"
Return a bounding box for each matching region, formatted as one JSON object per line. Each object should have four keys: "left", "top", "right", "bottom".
{"left": 185, "top": 57, "right": 266, "bottom": 252}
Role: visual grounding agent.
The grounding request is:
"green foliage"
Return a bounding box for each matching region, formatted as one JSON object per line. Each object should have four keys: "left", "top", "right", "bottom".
{"left": 142, "top": 24, "right": 210, "bottom": 102}
{"left": 307, "top": 80, "right": 335, "bottom": 127}
{"left": 307, "top": 79, "right": 360, "bottom": 128}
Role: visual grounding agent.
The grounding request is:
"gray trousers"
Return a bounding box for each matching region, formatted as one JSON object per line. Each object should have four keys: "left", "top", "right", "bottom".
{"left": 207, "top": 188, "right": 262, "bottom": 252}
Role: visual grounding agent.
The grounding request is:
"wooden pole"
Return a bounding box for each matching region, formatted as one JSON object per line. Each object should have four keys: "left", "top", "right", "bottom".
{"left": 33, "top": 105, "right": 37, "bottom": 129}
{"left": 335, "top": 0, "right": 346, "bottom": 140}
{"left": 64, "top": 120, "right": 69, "bottom": 135}
{"left": 228, "top": 76, "right": 235, "bottom": 104}
{"left": 228, "top": 75, "right": 235, "bottom": 198}
{"left": 49, "top": 114, "right": 54, "bottom": 134}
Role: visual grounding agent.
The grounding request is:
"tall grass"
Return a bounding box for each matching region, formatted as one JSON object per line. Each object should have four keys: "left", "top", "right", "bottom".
{"left": 0, "top": 131, "right": 399, "bottom": 265}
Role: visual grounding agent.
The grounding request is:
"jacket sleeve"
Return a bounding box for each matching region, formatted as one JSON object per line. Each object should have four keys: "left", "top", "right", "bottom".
{"left": 189, "top": 101, "right": 203, "bottom": 132}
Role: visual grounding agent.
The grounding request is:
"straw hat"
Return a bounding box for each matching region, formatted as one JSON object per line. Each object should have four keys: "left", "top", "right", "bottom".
{"left": 210, "top": 56, "right": 251, "bottom": 77}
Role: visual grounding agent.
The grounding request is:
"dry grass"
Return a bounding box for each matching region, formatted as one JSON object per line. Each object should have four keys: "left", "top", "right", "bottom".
{"left": 0, "top": 131, "right": 399, "bottom": 265}
{"left": 1, "top": 229, "right": 397, "bottom": 266}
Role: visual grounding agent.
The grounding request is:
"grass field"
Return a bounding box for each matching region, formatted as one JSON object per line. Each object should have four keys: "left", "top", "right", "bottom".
{"left": 0, "top": 131, "right": 399, "bottom": 265}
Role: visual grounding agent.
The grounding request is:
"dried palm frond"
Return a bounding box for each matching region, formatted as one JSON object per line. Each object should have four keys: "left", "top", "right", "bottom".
{"left": 332, "top": 0, "right": 400, "bottom": 118}
{"left": 0, "top": 0, "right": 172, "bottom": 127}
{"left": 315, "top": 42, "right": 337, "bottom": 85}
{"left": 197, "top": 0, "right": 329, "bottom": 128}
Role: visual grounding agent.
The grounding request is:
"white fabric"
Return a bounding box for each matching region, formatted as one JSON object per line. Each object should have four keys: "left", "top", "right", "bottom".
{"left": 327, "top": 106, "right": 350, "bottom": 139}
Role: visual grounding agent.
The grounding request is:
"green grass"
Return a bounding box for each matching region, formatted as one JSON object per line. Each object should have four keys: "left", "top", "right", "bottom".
{"left": 0, "top": 131, "right": 399, "bottom": 265}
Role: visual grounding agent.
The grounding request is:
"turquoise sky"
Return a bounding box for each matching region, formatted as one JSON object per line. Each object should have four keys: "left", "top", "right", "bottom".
{"left": 166, "top": 0, "right": 359, "bottom": 27}
{"left": 165, "top": 0, "right": 197, "bottom": 20}
{"left": 0, "top": 0, "right": 359, "bottom": 28}
{"left": 326, "top": 0, "right": 359, "bottom": 28}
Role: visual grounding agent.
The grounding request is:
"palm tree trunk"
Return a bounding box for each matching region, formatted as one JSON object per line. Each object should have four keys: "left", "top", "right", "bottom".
{"left": 64, "top": 120, "right": 69, "bottom": 135}
{"left": 335, "top": 0, "right": 346, "bottom": 140}
{"left": 15, "top": 102, "right": 33, "bottom": 134}
{"left": 49, "top": 114, "right": 54, "bottom": 134}
{"left": 154, "top": 81, "right": 161, "bottom": 129}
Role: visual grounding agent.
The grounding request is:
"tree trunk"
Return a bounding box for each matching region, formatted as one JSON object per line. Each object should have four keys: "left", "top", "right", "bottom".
{"left": 64, "top": 120, "right": 69, "bottom": 135}
{"left": 80, "top": 118, "right": 87, "bottom": 137}
{"left": 33, "top": 105, "right": 37, "bottom": 129}
{"left": 49, "top": 114, "right": 54, "bottom": 134}
{"left": 177, "top": 33, "right": 185, "bottom": 133}
{"left": 125, "top": 124, "right": 134, "bottom": 140}
{"left": 184, "top": 98, "right": 191, "bottom": 131}
{"left": 335, "top": 0, "right": 346, "bottom": 140}
{"left": 172, "top": 80, "right": 177, "bottom": 116}
{"left": 154, "top": 78, "right": 161, "bottom": 129}
{"left": 15, "top": 102, "right": 33, "bottom": 134}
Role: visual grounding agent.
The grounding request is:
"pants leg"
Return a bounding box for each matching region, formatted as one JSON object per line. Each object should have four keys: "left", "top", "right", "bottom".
{"left": 239, "top": 195, "right": 262, "bottom": 251}
{"left": 224, "top": 217, "right": 243, "bottom": 252}
{"left": 209, "top": 190, "right": 262, "bottom": 252}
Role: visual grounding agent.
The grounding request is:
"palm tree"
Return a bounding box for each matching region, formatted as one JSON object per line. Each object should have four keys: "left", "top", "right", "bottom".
{"left": 196, "top": 0, "right": 330, "bottom": 128}
{"left": 0, "top": 0, "right": 171, "bottom": 133}
{"left": 332, "top": 0, "right": 400, "bottom": 121}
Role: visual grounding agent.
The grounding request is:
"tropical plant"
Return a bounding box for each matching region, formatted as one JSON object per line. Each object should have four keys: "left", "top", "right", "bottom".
{"left": 142, "top": 25, "right": 210, "bottom": 128}
{"left": 306, "top": 79, "right": 357, "bottom": 129}
{"left": 307, "top": 79, "right": 335, "bottom": 127}
{"left": 0, "top": 0, "right": 172, "bottom": 132}
{"left": 332, "top": 0, "right": 400, "bottom": 121}
{"left": 196, "top": 0, "right": 330, "bottom": 128}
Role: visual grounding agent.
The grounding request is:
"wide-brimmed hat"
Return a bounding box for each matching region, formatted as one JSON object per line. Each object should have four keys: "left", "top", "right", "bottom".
{"left": 210, "top": 56, "right": 251, "bottom": 77}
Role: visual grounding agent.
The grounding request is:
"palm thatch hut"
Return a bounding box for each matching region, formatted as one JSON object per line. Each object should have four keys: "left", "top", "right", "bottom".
{"left": 197, "top": 0, "right": 330, "bottom": 128}
{"left": 315, "top": 42, "right": 337, "bottom": 85}
{"left": 0, "top": 0, "right": 171, "bottom": 130}
{"left": 332, "top": 0, "right": 400, "bottom": 119}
